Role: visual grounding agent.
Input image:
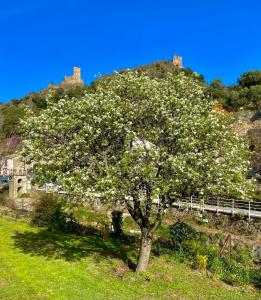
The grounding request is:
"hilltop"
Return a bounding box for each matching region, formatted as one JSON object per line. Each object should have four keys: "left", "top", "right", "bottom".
{"left": 0, "top": 58, "right": 205, "bottom": 152}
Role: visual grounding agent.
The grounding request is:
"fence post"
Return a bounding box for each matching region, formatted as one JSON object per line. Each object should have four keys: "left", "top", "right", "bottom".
{"left": 216, "top": 198, "right": 219, "bottom": 215}
{"left": 190, "top": 196, "right": 193, "bottom": 210}
{"left": 248, "top": 202, "right": 251, "bottom": 220}
{"left": 232, "top": 199, "right": 235, "bottom": 216}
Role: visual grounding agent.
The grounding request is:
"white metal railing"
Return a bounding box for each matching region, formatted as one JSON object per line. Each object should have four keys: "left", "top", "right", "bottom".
{"left": 172, "top": 196, "right": 261, "bottom": 219}
{"left": 0, "top": 168, "right": 27, "bottom": 177}
{"left": 19, "top": 183, "right": 261, "bottom": 219}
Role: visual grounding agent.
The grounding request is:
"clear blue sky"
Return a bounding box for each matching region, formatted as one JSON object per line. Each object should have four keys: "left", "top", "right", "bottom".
{"left": 1, "top": 0, "right": 260, "bottom": 102}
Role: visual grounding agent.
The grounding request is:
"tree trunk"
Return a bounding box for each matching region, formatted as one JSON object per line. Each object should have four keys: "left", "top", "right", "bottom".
{"left": 136, "top": 228, "right": 152, "bottom": 272}
{"left": 111, "top": 210, "right": 123, "bottom": 237}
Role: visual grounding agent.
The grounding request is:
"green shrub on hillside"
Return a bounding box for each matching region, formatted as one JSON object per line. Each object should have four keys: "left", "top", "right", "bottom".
{"left": 168, "top": 221, "right": 199, "bottom": 251}
{"left": 156, "top": 221, "right": 260, "bottom": 287}
{"left": 31, "top": 94, "right": 47, "bottom": 109}
{"left": 2, "top": 106, "right": 25, "bottom": 137}
{"left": 32, "top": 193, "right": 77, "bottom": 232}
{"left": 210, "top": 70, "right": 261, "bottom": 111}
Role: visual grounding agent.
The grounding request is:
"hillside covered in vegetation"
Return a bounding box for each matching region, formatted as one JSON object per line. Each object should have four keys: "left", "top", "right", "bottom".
{"left": 0, "top": 61, "right": 260, "bottom": 193}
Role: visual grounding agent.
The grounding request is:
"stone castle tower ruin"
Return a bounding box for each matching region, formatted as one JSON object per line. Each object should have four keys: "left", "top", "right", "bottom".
{"left": 172, "top": 55, "right": 183, "bottom": 71}
{"left": 61, "top": 67, "right": 84, "bottom": 88}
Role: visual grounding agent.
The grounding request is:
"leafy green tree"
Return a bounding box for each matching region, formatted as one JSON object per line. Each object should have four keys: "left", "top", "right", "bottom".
{"left": 238, "top": 70, "right": 261, "bottom": 88}
{"left": 224, "top": 90, "right": 242, "bottom": 110}
{"left": 183, "top": 67, "right": 205, "bottom": 82}
{"left": 210, "top": 78, "right": 224, "bottom": 90}
{"left": 31, "top": 94, "right": 47, "bottom": 110}
{"left": 2, "top": 106, "right": 25, "bottom": 137}
{"left": 50, "top": 88, "right": 65, "bottom": 103}
{"left": 66, "top": 86, "right": 86, "bottom": 98}
{"left": 210, "top": 79, "right": 230, "bottom": 108}
{"left": 21, "top": 72, "right": 252, "bottom": 272}
{"left": 247, "top": 85, "right": 261, "bottom": 110}
{"left": 210, "top": 80, "right": 252, "bottom": 111}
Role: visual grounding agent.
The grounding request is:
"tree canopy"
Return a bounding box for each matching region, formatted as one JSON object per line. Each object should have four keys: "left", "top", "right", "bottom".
{"left": 238, "top": 70, "right": 261, "bottom": 88}
{"left": 21, "top": 71, "right": 252, "bottom": 271}
{"left": 1, "top": 105, "right": 25, "bottom": 138}
{"left": 210, "top": 71, "right": 261, "bottom": 111}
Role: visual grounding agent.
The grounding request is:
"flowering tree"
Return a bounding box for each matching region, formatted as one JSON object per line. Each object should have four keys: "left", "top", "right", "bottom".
{"left": 21, "top": 72, "right": 252, "bottom": 272}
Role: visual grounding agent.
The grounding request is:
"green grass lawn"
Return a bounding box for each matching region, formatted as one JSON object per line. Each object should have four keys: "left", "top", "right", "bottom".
{"left": 0, "top": 216, "right": 260, "bottom": 300}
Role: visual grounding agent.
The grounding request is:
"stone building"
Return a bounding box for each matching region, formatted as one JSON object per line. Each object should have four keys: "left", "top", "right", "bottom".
{"left": 6, "top": 155, "right": 28, "bottom": 199}
{"left": 61, "top": 67, "right": 84, "bottom": 88}
{"left": 1, "top": 154, "right": 30, "bottom": 201}
{"left": 9, "top": 173, "right": 27, "bottom": 200}
{"left": 172, "top": 55, "right": 183, "bottom": 71}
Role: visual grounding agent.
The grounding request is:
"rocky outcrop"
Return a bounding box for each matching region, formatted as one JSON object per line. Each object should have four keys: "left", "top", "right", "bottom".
{"left": 233, "top": 111, "right": 261, "bottom": 189}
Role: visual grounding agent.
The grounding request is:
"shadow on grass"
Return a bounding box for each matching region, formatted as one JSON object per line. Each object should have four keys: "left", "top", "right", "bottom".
{"left": 12, "top": 227, "right": 137, "bottom": 270}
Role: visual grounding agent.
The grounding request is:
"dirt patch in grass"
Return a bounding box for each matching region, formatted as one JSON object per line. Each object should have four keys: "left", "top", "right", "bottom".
{"left": 151, "top": 273, "right": 173, "bottom": 282}
{"left": 164, "top": 290, "right": 187, "bottom": 300}
{"left": 111, "top": 265, "right": 130, "bottom": 279}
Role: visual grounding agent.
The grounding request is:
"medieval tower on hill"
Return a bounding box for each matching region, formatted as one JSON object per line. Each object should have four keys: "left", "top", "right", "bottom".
{"left": 61, "top": 67, "right": 84, "bottom": 87}
{"left": 172, "top": 55, "right": 183, "bottom": 71}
